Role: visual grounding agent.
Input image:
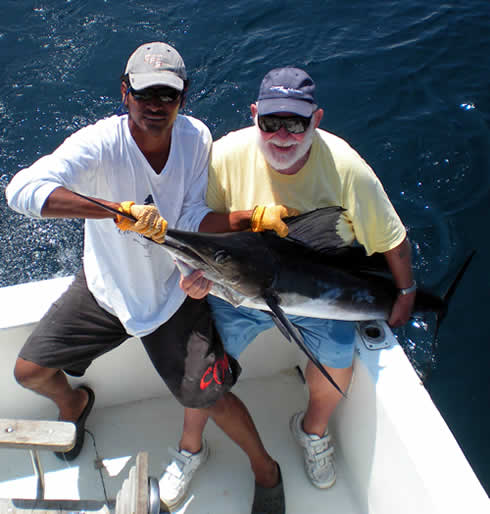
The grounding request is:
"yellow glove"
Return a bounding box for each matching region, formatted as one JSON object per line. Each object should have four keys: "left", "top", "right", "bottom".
{"left": 116, "top": 201, "right": 168, "bottom": 244}
{"left": 250, "top": 205, "right": 300, "bottom": 237}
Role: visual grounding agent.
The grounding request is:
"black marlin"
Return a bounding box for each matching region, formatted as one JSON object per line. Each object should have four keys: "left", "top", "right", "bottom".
{"left": 164, "top": 207, "right": 470, "bottom": 322}
{"left": 162, "top": 207, "right": 473, "bottom": 395}
{"left": 72, "top": 194, "right": 473, "bottom": 396}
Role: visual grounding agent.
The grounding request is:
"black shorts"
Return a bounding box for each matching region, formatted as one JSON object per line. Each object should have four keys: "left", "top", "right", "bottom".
{"left": 19, "top": 270, "right": 240, "bottom": 408}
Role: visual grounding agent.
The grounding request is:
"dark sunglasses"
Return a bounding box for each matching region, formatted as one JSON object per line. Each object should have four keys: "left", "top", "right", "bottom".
{"left": 129, "top": 86, "right": 181, "bottom": 103}
{"left": 257, "top": 114, "right": 312, "bottom": 134}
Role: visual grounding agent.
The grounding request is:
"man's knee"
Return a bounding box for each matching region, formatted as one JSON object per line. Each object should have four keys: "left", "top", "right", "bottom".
{"left": 14, "top": 357, "right": 56, "bottom": 389}
{"left": 306, "top": 362, "right": 353, "bottom": 396}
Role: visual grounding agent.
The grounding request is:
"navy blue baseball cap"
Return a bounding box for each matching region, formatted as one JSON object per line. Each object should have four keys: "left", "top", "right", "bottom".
{"left": 256, "top": 67, "right": 317, "bottom": 117}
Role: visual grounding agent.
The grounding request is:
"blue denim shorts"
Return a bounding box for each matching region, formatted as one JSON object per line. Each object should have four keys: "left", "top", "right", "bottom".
{"left": 207, "top": 295, "right": 356, "bottom": 369}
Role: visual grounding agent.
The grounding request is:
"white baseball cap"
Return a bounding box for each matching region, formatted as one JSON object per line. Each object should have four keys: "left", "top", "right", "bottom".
{"left": 124, "top": 42, "right": 187, "bottom": 91}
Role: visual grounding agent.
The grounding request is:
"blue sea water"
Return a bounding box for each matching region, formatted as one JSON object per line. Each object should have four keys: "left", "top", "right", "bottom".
{"left": 0, "top": 0, "right": 489, "bottom": 495}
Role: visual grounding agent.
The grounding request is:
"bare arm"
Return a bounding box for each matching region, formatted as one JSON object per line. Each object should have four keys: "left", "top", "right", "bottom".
{"left": 198, "top": 210, "right": 253, "bottom": 233}
{"left": 199, "top": 205, "right": 299, "bottom": 235}
{"left": 41, "top": 186, "right": 121, "bottom": 219}
{"left": 383, "top": 236, "right": 416, "bottom": 327}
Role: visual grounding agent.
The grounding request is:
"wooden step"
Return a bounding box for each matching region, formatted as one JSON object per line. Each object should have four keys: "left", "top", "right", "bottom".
{"left": 0, "top": 419, "right": 76, "bottom": 452}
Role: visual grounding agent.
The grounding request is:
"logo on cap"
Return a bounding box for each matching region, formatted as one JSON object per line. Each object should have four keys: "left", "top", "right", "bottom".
{"left": 144, "top": 54, "right": 170, "bottom": 69}
{"left": 270, "top": 86, "right": 305, "bottom": 96}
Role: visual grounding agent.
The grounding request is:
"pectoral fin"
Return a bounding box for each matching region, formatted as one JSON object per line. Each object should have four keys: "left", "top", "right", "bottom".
{"left": 265, "top": 309, "right": 293, "bottom": 343}
{"left": 263, "top": 290, "right": 346, "bottom": 398}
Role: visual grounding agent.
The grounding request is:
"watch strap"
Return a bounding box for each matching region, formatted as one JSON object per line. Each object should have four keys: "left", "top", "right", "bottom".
{"left": 398, "top": 281, "right": 417, "bottom": 295}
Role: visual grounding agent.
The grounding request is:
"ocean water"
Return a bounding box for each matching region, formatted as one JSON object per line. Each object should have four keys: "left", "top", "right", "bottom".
{"left": 1, "top": 0, "right": 489, "bottom": 495}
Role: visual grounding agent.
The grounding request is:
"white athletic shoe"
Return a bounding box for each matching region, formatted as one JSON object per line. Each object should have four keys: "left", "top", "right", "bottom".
{"left": 290, "top": 411, "right": 336, "bottom": 489}
{"left": 159, "top": 440, "right": 209, "bottom": 509}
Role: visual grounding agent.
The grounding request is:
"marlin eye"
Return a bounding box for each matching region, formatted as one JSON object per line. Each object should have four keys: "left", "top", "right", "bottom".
{"left": 214, "top": 250, "right": 229, "bottom": 264}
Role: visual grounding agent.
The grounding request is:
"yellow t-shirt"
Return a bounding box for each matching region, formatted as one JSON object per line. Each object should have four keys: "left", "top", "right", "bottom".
{"left": 207, "top": 126, "right": 406, "bottom": 255}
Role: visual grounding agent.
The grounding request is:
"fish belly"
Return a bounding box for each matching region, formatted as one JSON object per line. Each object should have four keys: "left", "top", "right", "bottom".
{"left": 239, "top": 294, "right": 389, "bottom": 322}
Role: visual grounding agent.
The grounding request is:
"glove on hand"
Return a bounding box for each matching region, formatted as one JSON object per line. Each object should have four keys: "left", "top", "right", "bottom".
{"left": 116, "top": 201, "right": 167, "bottom": 243}
{"left": 251, "top": 205, "right": 300, "bottom": 238}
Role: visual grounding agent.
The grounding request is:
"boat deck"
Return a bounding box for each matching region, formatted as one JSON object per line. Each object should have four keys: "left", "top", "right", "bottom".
{"left": 0, "top": 369, "right": 361, "bottom": 514}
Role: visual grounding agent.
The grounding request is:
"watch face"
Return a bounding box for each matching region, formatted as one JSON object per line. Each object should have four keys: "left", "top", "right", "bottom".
{"left": 399, "top": 282, "right": 416, "bottom": 295}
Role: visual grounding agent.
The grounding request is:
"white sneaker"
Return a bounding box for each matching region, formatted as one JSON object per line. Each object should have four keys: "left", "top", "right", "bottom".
{"left": 290, "top": 411, "right": 336, "bottom": 489}
{"left": 159, "top": 440, "right": 209, "bottom": 509}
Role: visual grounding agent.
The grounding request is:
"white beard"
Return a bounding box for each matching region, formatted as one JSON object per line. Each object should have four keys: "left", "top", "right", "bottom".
{"left": 255, "top": 117, "right": 315, "bottom": 171}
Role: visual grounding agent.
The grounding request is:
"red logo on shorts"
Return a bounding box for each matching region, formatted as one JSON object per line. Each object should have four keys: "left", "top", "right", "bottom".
{"left": 200, "top": 354, "right": 230, "bottom": 390}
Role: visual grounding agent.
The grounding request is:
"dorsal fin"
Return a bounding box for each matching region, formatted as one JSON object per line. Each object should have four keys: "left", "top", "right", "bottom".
{"left": 284, "top": 207, "right": 347, "bottom": 252}
{"left": 283, "top": 207, "right": 390, "bottom": 274}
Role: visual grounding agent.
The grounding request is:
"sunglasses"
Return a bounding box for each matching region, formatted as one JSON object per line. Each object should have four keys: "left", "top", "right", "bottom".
{"left": 129, "top": 86, "right": 181, "bottom": 103}
{"left": 257, "top": 114, "right": 312, "bottom": 134}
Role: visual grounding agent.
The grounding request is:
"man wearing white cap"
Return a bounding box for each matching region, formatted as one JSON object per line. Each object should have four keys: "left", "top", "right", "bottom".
{"left": 5, "top": 42, "right": 241, "bottom": 460}
{"left": 163, "top": 67, "right": 415, "bottom": 512}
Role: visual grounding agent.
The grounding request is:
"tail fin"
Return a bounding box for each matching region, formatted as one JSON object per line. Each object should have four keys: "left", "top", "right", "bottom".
{"left": 434, "top": 250, "right": 476, "bottom": 339}
{"left": 419, "top": 250, "right": 476, "bottom": 383}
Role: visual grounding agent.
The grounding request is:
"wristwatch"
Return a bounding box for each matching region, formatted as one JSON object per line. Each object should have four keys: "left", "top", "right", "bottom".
{"left": 398, "top": 281, "right": 417, "bottom": 295}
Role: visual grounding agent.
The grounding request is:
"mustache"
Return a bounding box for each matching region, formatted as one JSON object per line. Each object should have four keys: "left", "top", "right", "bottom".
{"left": 267, "top": 138, "right": 300, "bottom": 148}
{"left": 143, "top": 111, "right": 168, "bottom": 117}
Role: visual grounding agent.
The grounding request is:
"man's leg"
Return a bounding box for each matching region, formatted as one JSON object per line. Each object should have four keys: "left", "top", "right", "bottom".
{"left": 302, "top": 362, "right": 353, "bottom": 436}
{"left": 204, "top": 392, "right": 279, "bottom": 486}
{"left": 289, "top": 362, "right": 353, "bottom": 490}
{"left": 289, "top": 317, "right": 356, "bottom": 489}
{"left": 181, "top": 295, "right": 278, "bottom": 484}
{"left": 178, "top": 407, "right": 209, "bottom": 454}
{"left": 179, "top": 397, "right": 278, "bottom": 486}
{"left": 161, "top": 396, "right": 280, "bottom": 513}
{"left": 14, "top": 360, "right": 90, "bottom": 422}
{"left": 14, "top": 270, "right": 128, "bottom": 458}
{"left": 150, "top": 297, "right": 281, "bottom": 510}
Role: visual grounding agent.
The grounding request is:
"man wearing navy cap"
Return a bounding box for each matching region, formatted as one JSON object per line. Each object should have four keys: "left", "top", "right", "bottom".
{"left": 160, "top": 67, "right": 415, "bottom": 512}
